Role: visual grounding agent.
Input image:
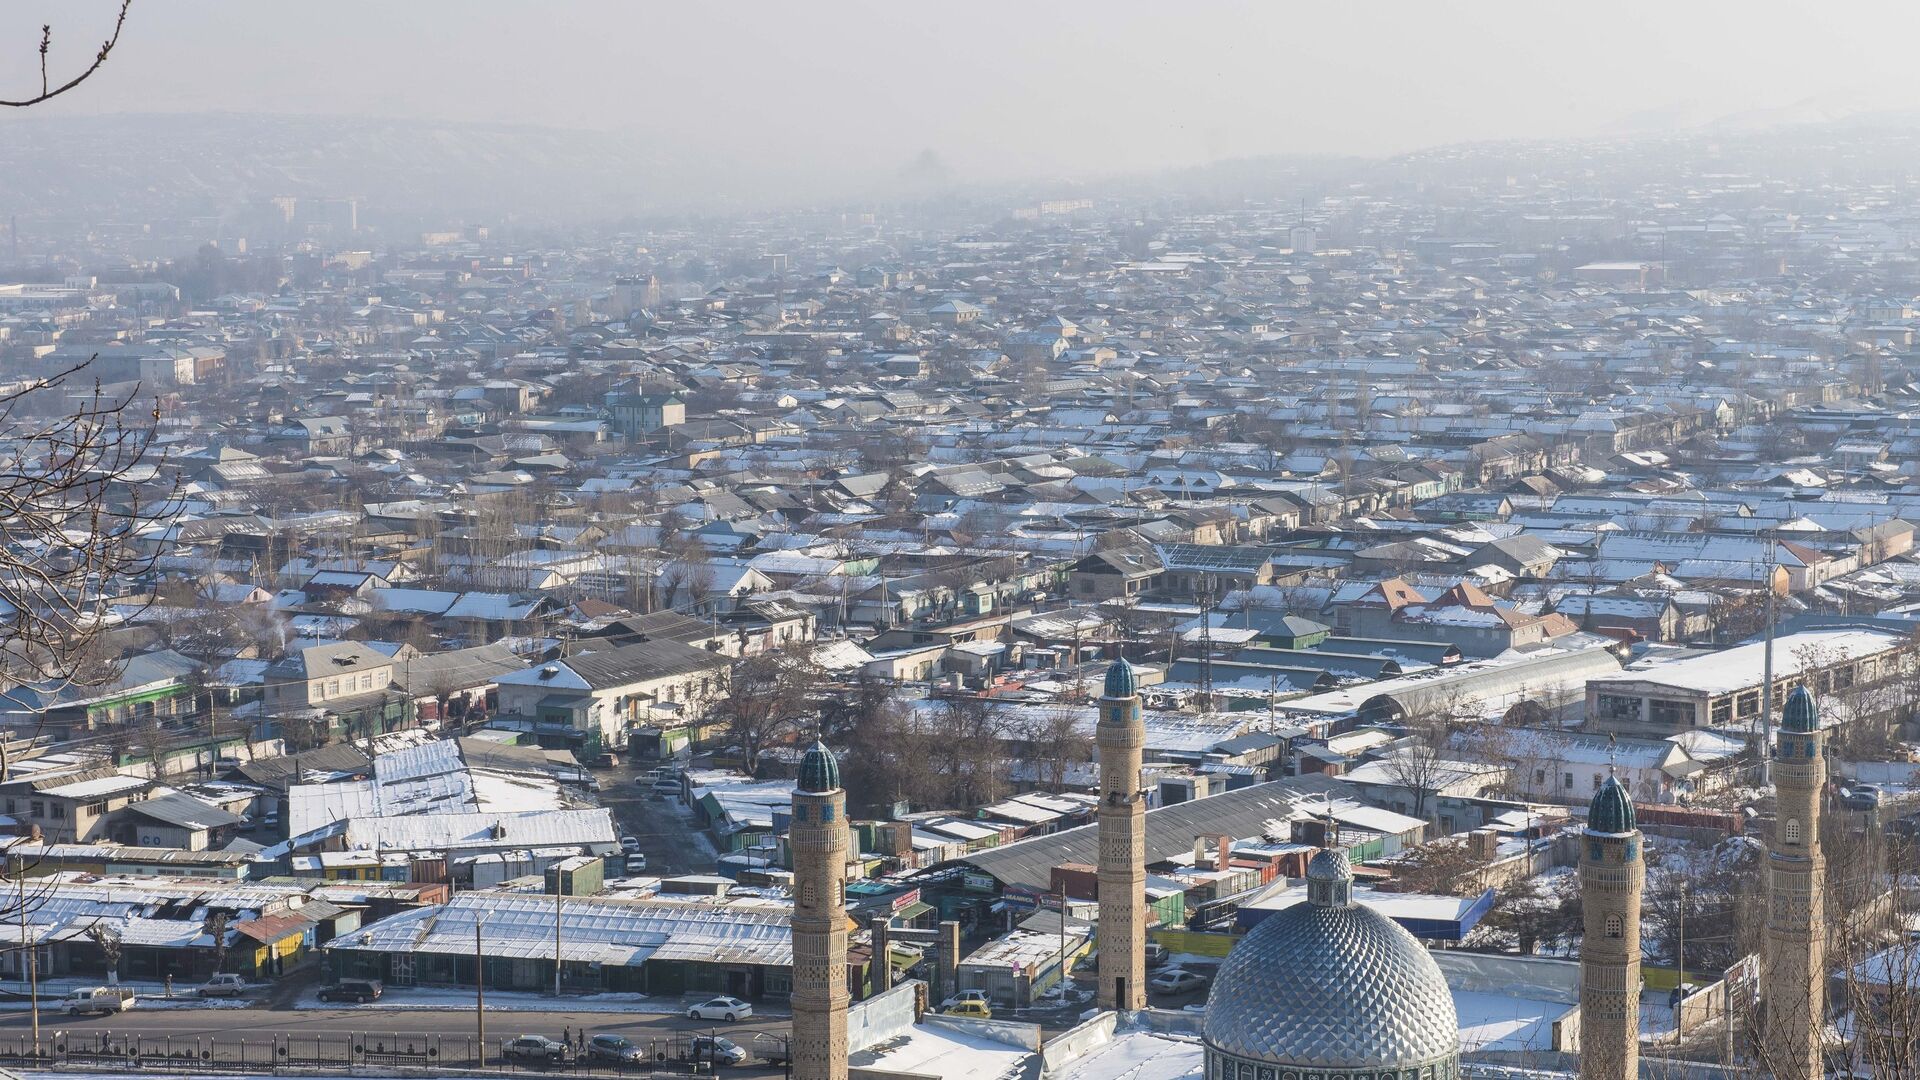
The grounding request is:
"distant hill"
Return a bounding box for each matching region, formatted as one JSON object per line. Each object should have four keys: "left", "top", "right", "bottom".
{"left": 0, "top": 112, "right": 728, "bottom": 227}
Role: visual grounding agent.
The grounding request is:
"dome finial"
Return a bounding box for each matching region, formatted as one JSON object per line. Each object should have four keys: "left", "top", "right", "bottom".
{"left": 1781, "top": 684, "right": 1819, "bottom": 733}
{"left": 797, "top": 739, "right": 840, "bottom": 793}
{"left": 1103, "top": 657, "right": 1137, "bottom": 699}
{"left": 1587, "top": 773, "right": 1636, "bottom": 835}
{"left": 1306, "top": 848, "right": 1354, "bottom": 908}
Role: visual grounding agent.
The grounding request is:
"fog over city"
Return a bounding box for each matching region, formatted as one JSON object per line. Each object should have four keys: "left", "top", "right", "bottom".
{"left": 9, "top": 1, "right": 1920, "bottom": 215}
{"left": 10, "top": 5, "right": 1920, "bottom": 1080}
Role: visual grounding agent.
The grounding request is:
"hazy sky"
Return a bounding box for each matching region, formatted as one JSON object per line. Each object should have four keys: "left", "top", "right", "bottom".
{"left": 10, "top": 1, "right": 1920, "bottom": 183}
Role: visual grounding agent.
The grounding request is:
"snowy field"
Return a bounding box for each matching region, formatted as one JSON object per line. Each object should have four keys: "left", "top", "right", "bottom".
{"left": 1451, "top": 990, "right": 1563, "bottom": 1053}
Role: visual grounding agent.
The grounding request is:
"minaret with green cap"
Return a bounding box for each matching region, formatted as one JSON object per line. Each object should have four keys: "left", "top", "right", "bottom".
{"left": 1765, "top": 685, "right": 1826, "bottom": 1080}
{"left": 1096, "top": 658, "right": 1147, "bottom": 1011}
{"left": 1580, "top": 772, "right": 1642, "bottom": 1080}
{"left": 790, "top": 740, "right": 848, "bottom": 1080}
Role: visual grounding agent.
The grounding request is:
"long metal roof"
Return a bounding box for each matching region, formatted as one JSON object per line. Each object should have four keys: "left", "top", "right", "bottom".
{"left": 936, "top": 775, "right": 1351, "bottom": 891}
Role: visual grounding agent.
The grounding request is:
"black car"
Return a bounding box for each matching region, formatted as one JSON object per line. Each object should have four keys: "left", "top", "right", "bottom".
{"left": 318, "top": 979, "right": 384, "bottom": 1004}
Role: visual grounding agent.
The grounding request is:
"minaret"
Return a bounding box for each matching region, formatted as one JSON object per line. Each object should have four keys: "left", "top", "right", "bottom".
{"left": 789, "top": 741, "right": 849, "bottom": 1080}
{"left": 1579, "top": 773, "right": 1643, "bottom": 1080}
{"left": 1096, "top": 658, "right": 1147, "bottom": 1012}
{"left": 1765, "top": 686, "right": 1826, "bottom": 1080}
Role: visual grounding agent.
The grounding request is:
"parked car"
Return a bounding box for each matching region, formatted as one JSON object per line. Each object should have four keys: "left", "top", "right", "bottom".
{"left": 626, "top": 853, "right": 648, "bottom": 871}
{"left": 61, "top": 987, "right": 134, "bottom": 1016}
{"left": 503, "top": 1035, "right": 570, "bottom": 1063}
{"left": 1841, "top": 784, "right": 1883, "bottom": 810}
{"left": 197, "top": 974, "right": 250, "bottom": 998}
{"left": 620, "top": 836, "right": 642, "bottom": 853}
{"left": 586, "top": 1034, "right": 643, "bottom": 1065}
{"left": 940, "top": 989, "right": 990, "bottom": 1011}
{"left": 317, "top": 979, "right": 384, "bottom": 1004}
{"left": 1144, "top": 942, "right": 1170, "bottom": 968}
{"left": 687, "top": 1037, "right": 747, "bottom": 1066}
{"left": 747, "top": 1034, "right": 790, "bottom": 1065}
{"left": 943, "top": 999, "right": 992, "bottom": 1019}
{"left": 652, "top": 779, "right": 682, "bottom": 795}
{"left": 593, "top": 752, "right": 620, "bottom": 768}
{"left": 1150, "top": 969, "right": 1210, "bottom": 995}
{"left": 686, "top": 995, "right": 752, "bottom": 1021}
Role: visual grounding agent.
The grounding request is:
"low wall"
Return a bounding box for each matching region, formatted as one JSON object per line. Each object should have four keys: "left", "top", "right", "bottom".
{"left": 849, "top": 981, "right": 921, "bottom": 1055}
{"left": 1432, "top": 951, "right": 1580, "bottom": 1003}
{"left": 1039, "top": 1012, "right": 1117, "bottom": 1075}
{"left": 922, "top": 1013, "right": 1042, "bottom": 1052}
{"left": 1150, "top": 929, "right": 1236, "bottom": 958}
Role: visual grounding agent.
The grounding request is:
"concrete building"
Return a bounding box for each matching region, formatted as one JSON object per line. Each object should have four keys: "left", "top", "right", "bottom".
{"left": 1095, "top": 658, "right": 1146, "bottom": 1011}
{"left": 1585, "top": 627, "right": 1912, "bottom": 736}
{"left": 789, "top": 742, "right": 849, "bottom": 1080}
{"left": 1765, "top": 686, "right": 1826, "bottom": 1080}
{"left": 1578, "top": 775, "right": 1643, "bottom": 1080}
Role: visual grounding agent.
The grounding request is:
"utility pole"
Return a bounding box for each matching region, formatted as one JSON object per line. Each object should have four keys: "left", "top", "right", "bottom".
{"left": 1676, "top": 881, "right": 1687, "bottom": 993}
{"left": 1761, "top": 536, "right": 1776, "bottom": 786}
{"left": 1056, "top": 890, "right": 1066, "bottom": 1002}
{"left": 1196, "top": 577, "right": 1216, "bottom": 712}
{"left": 17, "top": 859, "right": 37, "bottom": 1044}
{"left": 475, "top": 915, "right": 486, "bottom": 1053}
{"left": 554, "top": 891, "right": 563, "bottom": 998}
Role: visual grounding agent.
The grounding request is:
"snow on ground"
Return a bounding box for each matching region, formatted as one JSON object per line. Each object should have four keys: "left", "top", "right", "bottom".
{"left": 849, "top": 1020, "right": 1032, "bottom": 1080}
{"left": 1640, "top": 997, "right": 1678, "bottom": 1039}
{"left": 1451, "top": 990, "right": 1563, "bottom": 1053}
{"left": 1047, "top": 1030, "right": 1202, "bottom": 1080}
{"left": 0, "top": 978, "right": 252, "bottom": 1011}
{"left": 294, "top": 986, "right": 789, "bottom": 1017}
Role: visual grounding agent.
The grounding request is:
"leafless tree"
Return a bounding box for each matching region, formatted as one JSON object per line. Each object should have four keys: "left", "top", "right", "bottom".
{"left": 2, "top": 0, "right": 132, "bottom": 109}
{"left": 712, "top": 645, "right": 823, "bottom": 778}
{"left": 0, "top": 366, "right": 177, "bottom": 692}
{"left": 1382, "top": 835, "right": 1478, "bottom": 895}
{"left": 1384, "top": 709, "right": 1457, "bottom": 820}
{"left": 1014, "top": 707, "right": 1092, "bottom": 793}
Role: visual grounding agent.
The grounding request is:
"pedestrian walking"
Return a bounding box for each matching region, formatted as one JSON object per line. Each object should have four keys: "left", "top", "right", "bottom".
{"left": 563, "top": 1026, "right": 571, "bottom": 1048}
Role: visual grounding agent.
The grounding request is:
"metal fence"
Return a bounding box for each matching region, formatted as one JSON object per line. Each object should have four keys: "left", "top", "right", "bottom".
{"left": 0, "top": 1030, "right": 791, "bottom": 1077}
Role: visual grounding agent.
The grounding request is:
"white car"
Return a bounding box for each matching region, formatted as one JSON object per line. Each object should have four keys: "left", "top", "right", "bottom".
{"left": 687, "top": 995, "right": 753, "bottom": 1022}
{"left": 198, "top": 973, "right": 250, "bottom": 998}
{"left": 620, "top": 836, "right": 641, "bottom": 853}
{"left": 940, "top": 989, "right": 989, "bottom": 1011}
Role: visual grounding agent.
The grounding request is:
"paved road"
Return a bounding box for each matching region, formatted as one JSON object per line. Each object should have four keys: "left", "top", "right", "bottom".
{"left": 0, "top": 1006, "right": 790, "bottom": 1071}
{"left": 597, "top": 766, "right": 713, "bottom": 877}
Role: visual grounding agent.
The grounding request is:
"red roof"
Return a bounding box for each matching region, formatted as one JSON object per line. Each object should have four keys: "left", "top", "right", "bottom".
{"left": 233, "top": 912, "right": 313, "bottom": 944}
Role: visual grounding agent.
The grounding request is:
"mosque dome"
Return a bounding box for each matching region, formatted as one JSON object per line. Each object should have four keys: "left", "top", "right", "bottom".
{"left": 1202, "top": 849, "right": 1459, "bottom": 1077}
{"left": 797, "top": 740, "right": 841, "bottom": 793}
{"left": 1587, "top": 774, "right": 1636, "bottom": 835}
{"left": 1781, "top": 685, "right": 1818, "bottom": 734}
{"left": 1103, "top": 658, "right": 1136, "bottom": 699}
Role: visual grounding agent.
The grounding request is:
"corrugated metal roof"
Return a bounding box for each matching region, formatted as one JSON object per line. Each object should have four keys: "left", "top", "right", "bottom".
{"left": 328, "top": 892, "right": 790, "bottom": 968}
{"left": 940, "top": 776, "right": 1352, "bottom": 891}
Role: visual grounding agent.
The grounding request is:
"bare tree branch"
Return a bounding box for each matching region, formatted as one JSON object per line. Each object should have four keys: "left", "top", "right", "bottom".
{"left": 1, "top": 0, "right": 132, "bottom": 109}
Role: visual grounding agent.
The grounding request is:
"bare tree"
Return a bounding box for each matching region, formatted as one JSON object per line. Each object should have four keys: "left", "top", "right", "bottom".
{"left": 1014, "top": 707, "right": 1093, "bottom": 793}
{"left": 2, "top": 0, "right": 132, "bottom": 109}
{"left": 711, "top": 645, "right": 823, "bottom": 778}
{"left": 0, "top": 366, "right": 177, "bottom": 692}
{"left": 1383, "top": 712, "right": 1454, "bottom": 820}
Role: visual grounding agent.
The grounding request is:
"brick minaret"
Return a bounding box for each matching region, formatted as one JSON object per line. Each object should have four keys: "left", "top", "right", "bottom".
{"left": 1096, "top": 658, "right": 1147, "bottom": 1012}
{"left": 1766, "top": 686, "right": 1826, "bottom": 1080}
{"left": 790, "top": 741, "right": 848, "bottom": 1080}
{"left": 1580, "top": 773, "right": 1643, "bottom": 1080}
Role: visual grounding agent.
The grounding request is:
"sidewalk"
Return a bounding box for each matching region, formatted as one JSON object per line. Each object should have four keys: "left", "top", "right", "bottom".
{"left": 292, "top": 985, "right": 792, "bottom": 1017}
{"left": 0, "top": 977, "right": 251, "bottom": 1012}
